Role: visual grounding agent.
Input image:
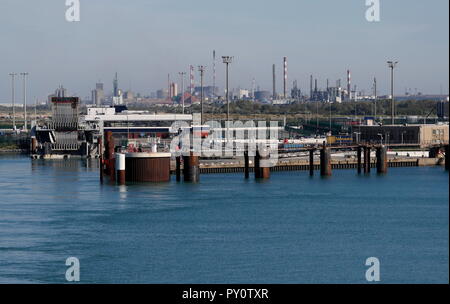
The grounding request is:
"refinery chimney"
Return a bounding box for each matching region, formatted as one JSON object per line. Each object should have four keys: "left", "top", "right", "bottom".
{"left": 347, "top": 70, "right": 351, "bottom": 101}
{"left": 272, "top": 64, "right": 276, "bottom": 99}
{"left": 283, "top": 57, "right": 287, "bottom": 99}
{"left": 113, "top": 72, "right": 119, "bottom": 97}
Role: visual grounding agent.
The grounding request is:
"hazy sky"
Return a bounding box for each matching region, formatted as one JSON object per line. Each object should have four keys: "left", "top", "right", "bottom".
{"left": 0, "top": 0, "right": 448, "bottom": 102}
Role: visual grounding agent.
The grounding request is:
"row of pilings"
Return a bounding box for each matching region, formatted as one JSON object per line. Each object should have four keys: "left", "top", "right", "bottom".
{"left": 100, "top": 128, "right": 448, "bottom": 185}
{"left": 307, "top": 144, "right": 388, "bottom": 178}
{"left": 175, "top": 147, "right": 272, "bottom": 183}
{"left": 173, "top": 144, "right": 389, "bottom": 183}
{"left": 355, "top": 145, "right": 389, "bottom": 174}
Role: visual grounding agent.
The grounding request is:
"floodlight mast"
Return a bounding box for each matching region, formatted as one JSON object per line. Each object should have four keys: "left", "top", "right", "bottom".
{"left": 387, "top": 61, "right": 398, "bottom": 125}
{"left": 222, "top": 56, "right": 233, "bottom": 122}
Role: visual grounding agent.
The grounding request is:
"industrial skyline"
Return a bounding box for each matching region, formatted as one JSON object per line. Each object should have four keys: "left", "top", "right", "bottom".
{"left": 0, "top": 0, "right": 448, "bottom": 102}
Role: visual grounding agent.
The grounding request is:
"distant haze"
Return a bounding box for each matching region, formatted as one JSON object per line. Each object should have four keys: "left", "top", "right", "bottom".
{"left": 0, "top": 0, "right": 448, "bottom": 103}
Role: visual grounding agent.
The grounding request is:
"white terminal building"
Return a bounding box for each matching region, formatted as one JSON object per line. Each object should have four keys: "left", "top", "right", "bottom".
{"left": 82, "top": 106, "right": 193, "bottom": 137}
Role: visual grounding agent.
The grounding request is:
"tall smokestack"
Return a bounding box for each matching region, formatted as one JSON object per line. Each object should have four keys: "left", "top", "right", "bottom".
{"left": 310, "top": 75, "right": 313, "bottom": 100}
{"left": 347, "top": 70, "right": 351, "bottom": 101}
{"left": 373, "top": 77, "right": 377, "bottom": 99}
{"left": 283, "top": 57, "right": 287, "bottom": 99}
{"left": 113, "top": 72, "right": 119, "bottom": 97}
{"left": 168, "top": 74, "right": 171, "bottom": 99}
{"left": 315, "top": 79, "right": 318, "bottom": 92}
{"left": 272, "top": 64, "right": 276, "bottom": 99}
{"left": 213, "top": 50, "right": 216, "bottom": 101}
{"left": 190, "top": 65, "right": 195, "bottom": 95}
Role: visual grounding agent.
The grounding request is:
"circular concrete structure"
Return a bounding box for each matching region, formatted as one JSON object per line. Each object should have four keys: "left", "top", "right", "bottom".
{"left": 125, "top": 152, "right": 171, "bottom": 182}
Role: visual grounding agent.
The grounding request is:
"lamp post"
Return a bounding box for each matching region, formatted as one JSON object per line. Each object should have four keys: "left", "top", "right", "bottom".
{"left": 387, "top": 61, "right": 398, "bottom": 125}
{"left": 329, "top": 101, "right": 332, "bottom": 133}
{"left": 20, "top": 72, "right": 29, "bottom": 131}
{"left": 9, "top": 73, "right": 17, "bottom": 130}
{"left": 179, "top": 72, "right": 186, "bottom": 114}
{"left": 222, "top": 56, "right": 233, "bottom": 122}
{"left": 198, "top": 66, "right": 206, "bottom": 125}
{"left": 373, "top": 77, "right": 377, "bottom": 122}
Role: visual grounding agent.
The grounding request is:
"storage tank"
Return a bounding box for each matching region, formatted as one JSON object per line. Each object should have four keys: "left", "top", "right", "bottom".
{"left": 254, "top": 91, "right": 271, "bottom": 102}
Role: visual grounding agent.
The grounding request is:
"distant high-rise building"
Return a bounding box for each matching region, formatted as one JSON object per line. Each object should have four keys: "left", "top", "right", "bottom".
{"left": 124, "top": 90, "right": 134, "bottom": 102}
{"left": 113, "top": 73, "right": 119, "bottom": 97}
{"left": 170, "top": 83, "right": 178, "bottom": 99}
{"left": 92, "top": 82, "right": 105, "bottom": 106}
{"left": 156, "top": 89, "right": 168, "bottom": 99}
{"left": 112, "top": 89, "right": 124, "bottom": 105}
{"left": 91, "top": 90, "right": 99, "bottom": 106}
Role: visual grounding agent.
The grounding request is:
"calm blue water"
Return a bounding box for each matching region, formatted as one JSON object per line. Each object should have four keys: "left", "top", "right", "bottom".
{"left": 0, "top": 154, "right": 448, "bottom": 284}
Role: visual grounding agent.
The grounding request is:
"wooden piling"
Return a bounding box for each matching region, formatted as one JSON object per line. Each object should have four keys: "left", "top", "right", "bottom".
{"left": 105, "top": 131, "right": 114, "bottom": 160}
{"left": 254, "top": 148, "right": 271, "bottom": 179}
{"left": 260, "top": 149, "right": 271, "bottom": 179}
{"left": 244, "top": 150, "right": 250, "bottom": 179}
{"left": 254, "top": 150, "right": 261, "bottom": 179}
{"left": 376, "top": 146, "right": 388, "bottom": 174}
{"left": 357, "top": 146, "right": 362, "bottom": 174}
{"left": 176, "top": 156, "right": 181, "bottom": 182}
{"left": 364, "top": 146, "right": 371, "bottom": 174}
{"left": 98, "top": 137, "right": 103, "bottom": 183}
{"left": 104, "top": 130, "right": 116, "bottom": 181}
{"left": 183, "top": 152, "right": 200, "bottom": 183}
{"left": 309, "top": 149, "right": 315, "bottom": 176}
{"left": 320, "top": 145, "right": 332, "bottom": 177}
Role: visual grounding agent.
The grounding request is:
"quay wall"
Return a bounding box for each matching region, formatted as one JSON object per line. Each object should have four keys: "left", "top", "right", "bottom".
{"left": 170, "top": 158, "right": 444, "bottom": 175}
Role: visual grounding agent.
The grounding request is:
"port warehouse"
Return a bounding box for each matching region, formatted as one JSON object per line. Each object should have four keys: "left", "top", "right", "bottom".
{"left": 357, "top": 124, "right": 449, "bottom": 147}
